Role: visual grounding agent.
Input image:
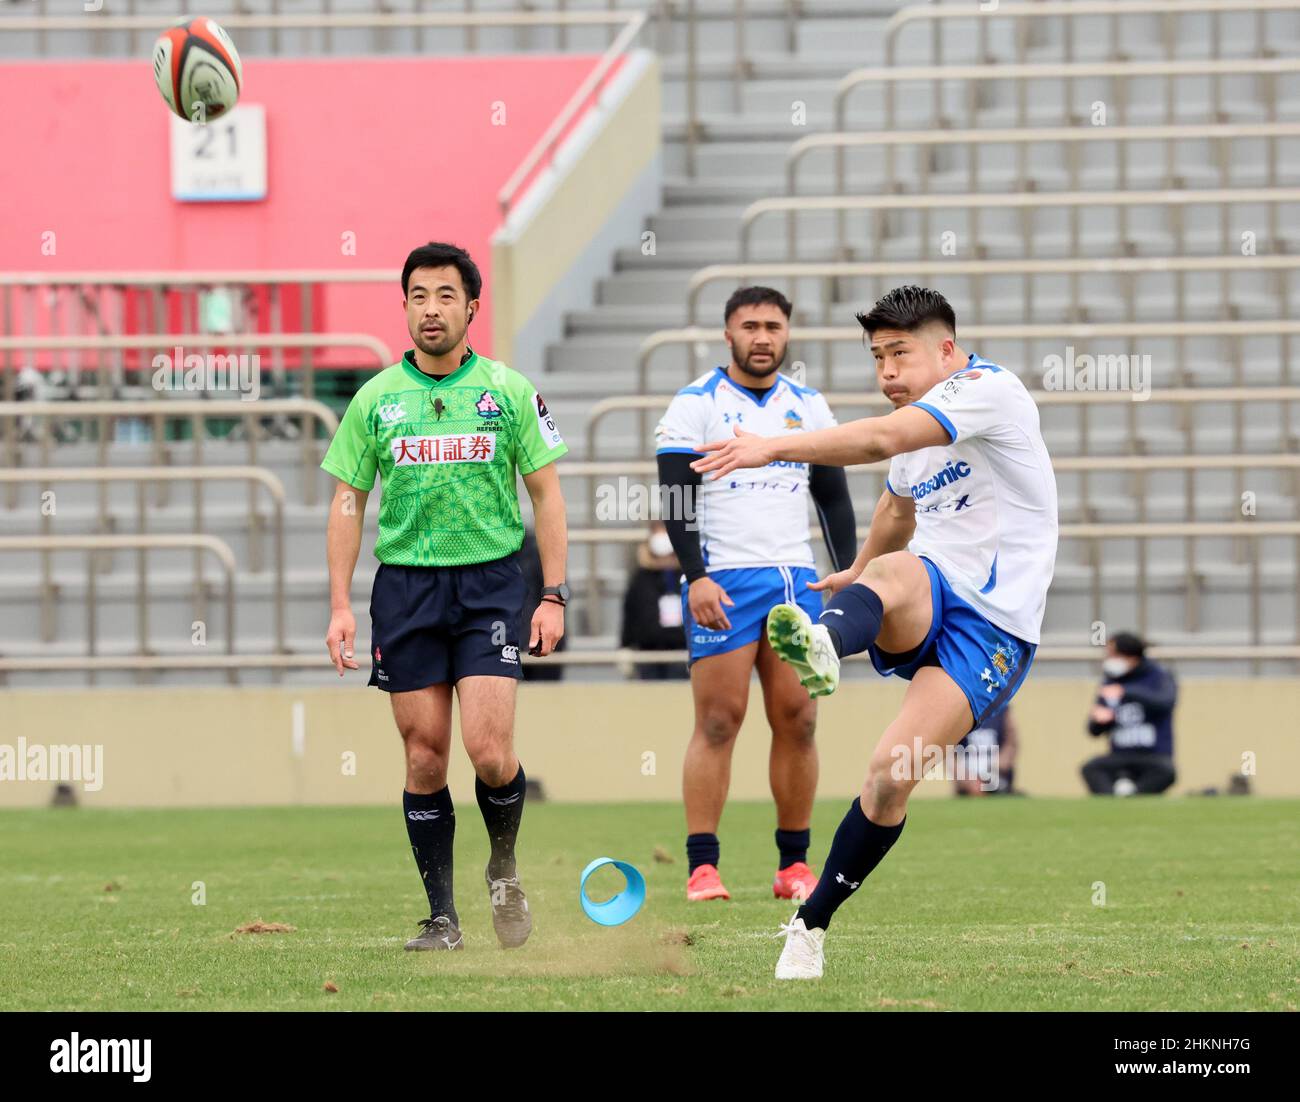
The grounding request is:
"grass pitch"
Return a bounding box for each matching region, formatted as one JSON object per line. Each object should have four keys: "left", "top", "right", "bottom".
{"left": 0, "top": 797, "right": 1295, "bottom": 1011}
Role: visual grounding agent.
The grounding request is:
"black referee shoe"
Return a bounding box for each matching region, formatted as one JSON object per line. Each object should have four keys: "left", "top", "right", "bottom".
{"left": 404, "top": 915, "right": 463, "bottom": 951}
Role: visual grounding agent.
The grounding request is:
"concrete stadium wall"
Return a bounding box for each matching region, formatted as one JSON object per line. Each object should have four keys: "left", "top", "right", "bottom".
{"left": 0, "top": 678, "right": 1294, "bottom": 808}
{"left": 491, "top": 50, "right": 661, "bottom": 379}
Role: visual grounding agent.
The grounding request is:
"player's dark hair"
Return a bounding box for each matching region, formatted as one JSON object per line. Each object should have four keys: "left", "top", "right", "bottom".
{"left": 856, "top": 285, "right": 957, "bottom": 338}
{"left": 1112, "top": 632, "right": 1147, "bottom": 659}
{"left": 402, "top": 242, "right": 482, "bottom": 301}
{"left": 724, "top": 286, "right": 792, "bottom": 325}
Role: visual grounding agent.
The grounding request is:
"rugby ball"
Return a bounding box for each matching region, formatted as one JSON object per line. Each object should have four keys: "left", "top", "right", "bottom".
{"left": 152, "top": 17, "right": 242, "bottom": 123}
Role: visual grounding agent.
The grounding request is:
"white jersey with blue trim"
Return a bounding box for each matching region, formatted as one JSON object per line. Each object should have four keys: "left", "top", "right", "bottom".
{"left": 655, "top": 367, "right": 838, "bottom": 571}
{"left": 887, "top": 354, "right": 1059, "bottom": 644}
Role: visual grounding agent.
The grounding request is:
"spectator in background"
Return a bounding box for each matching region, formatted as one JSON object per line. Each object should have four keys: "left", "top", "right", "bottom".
{"left": 1082, "top": 632, "right": 1177, "bottom": 796}
{"left": 954, "top": 705, "right": 1019, "bottom": 796}
{"left": 620, "top": 520, "right": 688, "bottom": 680}
{"left": 519, "top": 528, "right": 565, "bottom": 681}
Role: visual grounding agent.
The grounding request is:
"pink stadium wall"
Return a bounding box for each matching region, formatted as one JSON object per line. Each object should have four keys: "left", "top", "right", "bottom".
{"left": 0, "top": 55, "right": 614, "bottom": 367}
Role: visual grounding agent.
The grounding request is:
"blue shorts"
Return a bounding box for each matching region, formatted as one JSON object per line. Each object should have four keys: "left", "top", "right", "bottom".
{"left": 682, "top": 566, "right": 821, "bottom": 664}
{"left": 867, "top": 557, "right": 1036, "bottom": 731}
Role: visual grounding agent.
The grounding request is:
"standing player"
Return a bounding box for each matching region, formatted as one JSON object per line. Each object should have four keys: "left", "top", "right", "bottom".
{"left": 655, "top": 287, "right": 859, "bottom": 903}
{"left": 692, "top": 286, "right": 1058, "bottom": 977}
{"left": 322, "top": 242, "right": 569, "bottom": 951}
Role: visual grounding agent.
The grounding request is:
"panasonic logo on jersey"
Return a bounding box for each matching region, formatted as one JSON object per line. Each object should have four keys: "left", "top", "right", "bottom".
{"left": 911, "top": 459, "right": 972, "bottom": 501}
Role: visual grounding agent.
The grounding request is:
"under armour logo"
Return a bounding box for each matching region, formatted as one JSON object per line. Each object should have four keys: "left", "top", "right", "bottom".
{"left": 835, "top": 873, "right": 860, "bottom": 889}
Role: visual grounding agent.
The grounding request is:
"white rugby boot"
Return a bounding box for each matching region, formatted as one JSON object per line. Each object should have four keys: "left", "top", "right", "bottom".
{"left": 774, "top": 915, "right": 826, "bottom": 980}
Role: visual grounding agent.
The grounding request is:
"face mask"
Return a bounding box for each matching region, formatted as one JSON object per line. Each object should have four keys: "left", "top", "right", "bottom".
{"left": 1102, "top": 657, "right": 1131, "bottom": 679}
{"left": 649, "top": 532, "right": 674, "bottom": 558}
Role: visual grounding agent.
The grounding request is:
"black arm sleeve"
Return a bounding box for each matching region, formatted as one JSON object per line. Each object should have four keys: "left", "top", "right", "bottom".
{"left": 656, "top": 452, "right": 707, "bottom": 583}
{"left": 808, "top": 464, "right": 859, "bottom": 572}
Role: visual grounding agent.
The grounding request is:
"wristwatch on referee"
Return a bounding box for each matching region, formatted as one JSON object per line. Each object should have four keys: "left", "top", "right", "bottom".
{"left": 540, "top": 583, "right": 570, "bottom": 608}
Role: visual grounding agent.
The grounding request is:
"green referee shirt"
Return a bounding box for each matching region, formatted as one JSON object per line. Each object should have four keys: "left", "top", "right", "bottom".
{"left": 321, "top": 349, "right": 568, "bottom": 566}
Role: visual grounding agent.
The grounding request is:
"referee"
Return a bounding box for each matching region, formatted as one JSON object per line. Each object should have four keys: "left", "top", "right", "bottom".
{"left": 322, "top": 242, "right": 569, "bottom": 951}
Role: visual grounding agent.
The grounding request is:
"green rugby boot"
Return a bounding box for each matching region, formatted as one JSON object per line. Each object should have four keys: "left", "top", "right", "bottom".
{"left": 766, "top": 603, "right": 841, "bottom": 698}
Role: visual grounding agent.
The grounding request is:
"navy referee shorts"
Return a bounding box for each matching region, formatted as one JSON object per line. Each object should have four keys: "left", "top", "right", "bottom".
{"left": 368, "top": 552, "right": 527, "bottom": 692}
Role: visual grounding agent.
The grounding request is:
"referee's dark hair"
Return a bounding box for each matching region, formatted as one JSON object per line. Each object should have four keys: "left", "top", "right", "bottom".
{"left": 402, "top": 242, "right": 482, "bottom": 301}
{"left": 724, "top": 286, "right": 792, "bottom": 325}
{"left": 856, "top": 285, "right": 957, "bottom": 339}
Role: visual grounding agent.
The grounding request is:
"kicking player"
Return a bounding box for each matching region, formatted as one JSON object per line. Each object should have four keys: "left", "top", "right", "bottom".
{"left": 655, "top": 286, "right": 858, "bottom": 903}
{"left": 692, "top": 286, "right": 1058, "bottom": 977}
{"left": 322, "top": 242, "right": 569, "bottom": 951}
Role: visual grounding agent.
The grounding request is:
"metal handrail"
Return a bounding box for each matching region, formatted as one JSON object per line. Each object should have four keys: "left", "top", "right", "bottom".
{"left": 630, "top": 322, "right": 1300, "bottom": 501}
{"left": 0, "top": 272, "right": 395, "bottom": 287}
{"left": 0, "top": 10, "right": 641, "bottom": 33}
{"left": 685, "top": 254, "right": 1300, "bottom": 330}
{"left": 0, "top": 278, "right": 399, "bottom": 409}
{"left": 2, "top": 512, "right": 1294, "bottom": 675}
{"left": 873, "top": 3, "right": 1300, "bottom": 171}
{"left": 0, "top": 533, "right": 238, "bottom": 685}
{"left": 591, "top": 386, "right": 1300, "bottom": 457}
{"left": 1, "top": 643, "right": 1297, "bottom": 675}
{"left": 791, "top": 120, "right": 1300, "bottom": 194}
{"left": 740, "top": 185, "right": 1300, "bottom": 262}
{"left": 786, "top": 121, "right": 1300, "bottom": 257}
{"left": 863, "top": 0, "right": 1300, "bottom": 200}
{"left": 562, "top": 453, "right": 1300, "bottom": 478}
{"left": 498, "top": 9, "right": 648, "bottom": 214}
{"left": 0, "top": 331, "right": 393, "bottom": 402}
{"left": 838, "top": 54, "right": 1300, "bottom": 133}
{"left": 0, "top": 397, "right": 339, "bottom": 509}
{"left": 0, "top": 466, "right": 287, "bottom": 657}
{"left": 632, "top": 319, "right": 1300, "bottom": 398}
{"left": 571, "top": 519, "right": 1300, "bottom": 644}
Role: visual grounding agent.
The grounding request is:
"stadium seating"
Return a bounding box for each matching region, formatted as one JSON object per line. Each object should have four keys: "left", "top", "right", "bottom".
{"left": 1, "top": 0, "right": 1297, "bottom": 686}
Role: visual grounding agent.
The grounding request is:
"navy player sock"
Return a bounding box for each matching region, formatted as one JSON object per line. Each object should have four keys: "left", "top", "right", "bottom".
{"left": 475, "top": 765, "right": 527, "bottom": 881}
{"left": 775, "top": 827, "right": 810, "bottom": 869}
{"left": 818, "top": 584, "right": 885, "bottom": 658}
{"left": 686, "top": 832, "right": 720, "bottom": 873}
{"left": 403, "top": 787, "right": 457, "bottom": 923}
{"left": 796, "top": 798, "right": 904, "bottom": 931}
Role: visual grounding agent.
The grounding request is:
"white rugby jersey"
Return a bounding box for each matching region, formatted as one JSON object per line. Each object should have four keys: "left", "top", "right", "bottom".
{"left": 655, "top": 367, "right": 837, "bottom": 571}
{"left": 887, "top": 354, "right": 1059, "bottom": 644}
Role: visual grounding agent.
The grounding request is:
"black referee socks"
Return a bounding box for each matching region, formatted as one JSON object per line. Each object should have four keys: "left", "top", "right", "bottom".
{"left": 818, "top": 583, "right": 885, "bottom": 657}
{"left": 796, "top": 797, "right": 905, "bottom": 931}
{"left": 476, "top": 765, "right": 527, "bottom": 881}
{"left": 403, "top": 786, "right": 457, "bottom": 924}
